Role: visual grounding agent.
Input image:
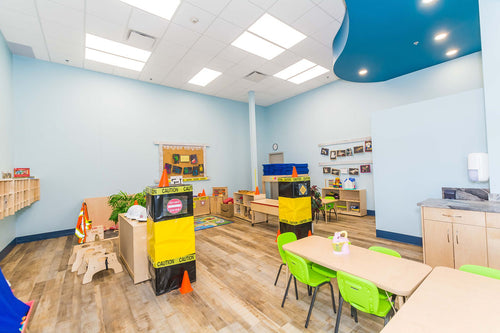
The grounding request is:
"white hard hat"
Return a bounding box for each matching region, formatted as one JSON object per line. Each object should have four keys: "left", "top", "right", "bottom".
{"left": 125, "top": 204, "right": 147, "bottom": 221}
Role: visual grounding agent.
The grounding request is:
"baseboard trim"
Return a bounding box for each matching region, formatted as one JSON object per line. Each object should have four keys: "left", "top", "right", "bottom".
{"left": 0, "top": 229, "right": 75, "bottom": 261}
{"left": 376, "top": 229, "right": 422, "bottom": 246}
{"left": 367, "top": 210, "right": 375, "bottom": 216}
{"left": 0, "top": 239, "right": 17, "bottom": 262}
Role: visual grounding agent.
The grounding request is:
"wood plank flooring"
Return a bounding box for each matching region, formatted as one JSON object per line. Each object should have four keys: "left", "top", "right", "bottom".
{"left": 1, "top": 215, "right": 423, "bottom": 332}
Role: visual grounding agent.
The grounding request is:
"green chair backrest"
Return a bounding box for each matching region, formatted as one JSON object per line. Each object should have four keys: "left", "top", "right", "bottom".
{"left": 284, "top": 250, "right": 311, "bottom": 285}
{"left": 459, "top": 265, "right": 500, "bottom": 280}
{"left": 337, "top": 271, "right": 380, "bottom": 314}
{"left": 277, "top": 232, "right": 297, "bottom": 264}
{"left": 324, "top": 196, "right": 336, "bottom": 210}
{"left": 369, "top": 246, "right": 401, "bottom": 258}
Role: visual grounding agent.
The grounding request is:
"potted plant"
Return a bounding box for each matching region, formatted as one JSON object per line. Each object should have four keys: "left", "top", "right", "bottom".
{"left": 108, "top": 190, "right": 147, "bottom": 224}
{"left": 310, "top": 185, "right": 322, "bottom": 221}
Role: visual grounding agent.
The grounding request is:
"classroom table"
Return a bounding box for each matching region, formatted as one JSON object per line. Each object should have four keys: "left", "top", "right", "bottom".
{"left": 380, "top": 266, "right": 500, "bottom": 333}
{"left": 321, "top": 197, "right": 337, "bottom": 222}
{"left": 283, "top": 236, "right": 432, "bottom": 296}
{"left": 250, "top": 199, "right": 279, "bottom": 226}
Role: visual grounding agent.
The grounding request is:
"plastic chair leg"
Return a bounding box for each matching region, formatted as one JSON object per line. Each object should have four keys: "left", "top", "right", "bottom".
{"left": 274, "top": 263, "right": 285, "bottom": 286}
{"left": 281, "top": 274, "right": 293, "bottom": 308}
{"left": 328, "top": 281, "right": 337, "bottom": 313}
{"left": 334, "top": 295, "right": 344, "bottom": 333}
{"left": 294, "top": 276, "right": 298, "bottom": 300}
{"left": 305, "top": 286, "right": 319, "bottom": 328}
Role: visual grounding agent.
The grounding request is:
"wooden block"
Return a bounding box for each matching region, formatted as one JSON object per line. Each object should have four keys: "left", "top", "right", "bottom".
{"left": 86, "top": 225, "right": 105, "bottom": 242}
{"left": 82, "top": 252, "right": 123, "bottom": 284}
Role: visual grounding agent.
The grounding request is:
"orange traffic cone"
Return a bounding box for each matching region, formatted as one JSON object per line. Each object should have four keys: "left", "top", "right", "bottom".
{"left": 308, "top": 230, "right": 312, "bottom": 237}
{"left": 275, "top": 229, "right": 281, "bottom": 242}
{"left": 134, "top": 200, "right": 138, "bottom": 205}
{"left": 179, "top": 270, "right": 193, "bottom": 294}
{"left": 159, "top": 168, "right": 169, "bottom": 187}
{"left": 292, "top": 166, "right": 298, "bottom": 178}
{"left": 201, "top": 189, "right": 206, "bottom": 197}
{"left": 255, "top": 186, "right": 260, "bottom": 195}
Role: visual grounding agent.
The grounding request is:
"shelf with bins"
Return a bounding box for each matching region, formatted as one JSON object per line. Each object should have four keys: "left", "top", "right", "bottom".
{"left": 233, "top": 191, "right": 266, "bottom": 222}
{"left": 0, "top": 178, "right": 40, "bottom": 220}
{"left": 321, "top": 187, "right": 367, "bottom": 217}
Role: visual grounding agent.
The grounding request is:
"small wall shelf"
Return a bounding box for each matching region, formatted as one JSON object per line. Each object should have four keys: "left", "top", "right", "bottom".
{"left": 0, "top": 178, "right": 40, "bottom": 220}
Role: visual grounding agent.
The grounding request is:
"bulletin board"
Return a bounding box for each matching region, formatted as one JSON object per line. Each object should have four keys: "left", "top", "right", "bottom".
{"left": 155, "top": 142, "right": 209, "bottom": 182}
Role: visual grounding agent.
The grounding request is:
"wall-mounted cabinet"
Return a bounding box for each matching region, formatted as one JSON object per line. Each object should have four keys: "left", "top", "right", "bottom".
{"left": 0, "top": 178, "right": 40, "bottom": 220}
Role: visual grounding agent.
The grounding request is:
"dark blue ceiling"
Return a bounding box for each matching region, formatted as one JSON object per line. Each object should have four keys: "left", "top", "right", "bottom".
{"left": 332, "top": 0, "right": 481, "bottom": 82}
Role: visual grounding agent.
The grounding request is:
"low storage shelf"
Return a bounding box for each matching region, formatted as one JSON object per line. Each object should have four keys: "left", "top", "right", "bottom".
{"left": 321, "top": 187, "right": 367, "bottom": 217}
{"left": 233, "top": 191, "right": 266, "bottom": 223}
{"left": 0, "top": 178, "right": 40, "bottom": 220}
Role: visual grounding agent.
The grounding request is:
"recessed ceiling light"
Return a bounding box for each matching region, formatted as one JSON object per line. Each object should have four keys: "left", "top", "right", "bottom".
{"left": 413, "top": 41, "right": 420, "bottom": 45}
{"left": 231, "top": 31, "right": 285, "bottom": 60}
{"left": 188, "top": 68, "right": 222, "bottom": 87}
{"left": 288, "top": 66, "right": 329, "bottom": 84}
{"left": 86, "top": 34, "right": 151, "bottom": 62}
{"left": 422, "top": 0, "right": 436, "bottom": 4}
{"left": 85, "top": 48, "right": 145, "bottom": 71}
{"left": 120, "top": 0, "right": 180, "bottom": 20}
{"left": 434, "top": 32, "right": 448, "bottom": 41}
{"left": 274, "top": 59, "right": 316, "bottom": 80}
{"left": 359, "top": 69, "right": 368, "bottom": 76}
{"left": 248, "top": 13, "right": 306, "bottom": 49}
{"left": 446, "top": 48, "right": 459, "bottom": 57}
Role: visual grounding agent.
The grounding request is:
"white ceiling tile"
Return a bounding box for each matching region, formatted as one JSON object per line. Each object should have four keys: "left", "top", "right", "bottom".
{"left": 0, "top": 7, "right": 40, "bottom": 31}
{"left": 86, "top": 0, "right": 131, "bottom": 27}
{"left": 219, "top": 0, "right": 264, "bottom": 29}
{"left": 153, "top": 38, "right": 189, "bottom": 62}
{"left": 113, "top": 67, "right": 141, "bottom": 80}
{"left": 204, "top": 17, "right": 244, "bottom": 44}
{"left": 0, "top": 0, "right": 37, "bottom": 16}
{"left": 293, "top": 6, "right": 335, "bottom": 36}
{"left": 185, "top": 0, "right": 231, "bottom": 16}
{"left": 268, "top": 0, "right": 315, "bottom": 25}
{"left": 32, "top": 43, "right": 50, "bottom": 60}
{"left": 256, "top": 61, "right": 285, "bottom": 76}
{"left": 84, "top": 59, "right": 114, "bottom": 74}
{"left": 190, "top": 35, "right": 226, "bottom": 58}
{"left": 311, "top": 19, "right": 341, "bottom": 47}
{"left": 128, "top": 8, "right": 169, "bottom": 38}
{"left": 248, "top": 0, "right": 279, "bottom": 10}
{"left": 207, "top": 56, "right": 237, "bottom": 73}
{"left": 318, "top": 0, "right": 345, "bottom": 21}
{"left": 47, "top": 41, "right": 83, "bottom": 67}
{"left": 216, "top": 45, "right": 249, "bottom": 64}
{"left": 162, "top": 22, "right": 201, "bottom": 48}
{"left": 41, "top": 20, "right": 83, "bottom": 45}
{"left": 85, "top": 14, "right": 127, "bottom": 42}
{"left": 171, "top": 1, "right": 216, "bottom": 34}
{"left": 36, "top": 0, "right": 84, "bottom": 30}
{"left": 225, "top": 60, "right": 265, "bottom": 78}
{"left": 48, "top": 0, "right": 84, "bottom": 11}
{"left": 289, "top": 37, "right": 333, "bottom": 65}
{"left": 269, "top": 50, "right": 302, "bottom": 67}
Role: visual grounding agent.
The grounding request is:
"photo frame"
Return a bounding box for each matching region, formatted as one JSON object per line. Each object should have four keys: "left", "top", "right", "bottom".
{"left": 349, "top": 167, "right": 359, "bottom": 175}
{"left": 337, "top": 149, "right": 346, "bottom": 157}
{"left": 354, "top": 145, "right": 364, "bottom": 154}
{"left": 330, "top": 150, "right": 337, "bottom": 160}
{"left": 340, "top": 168, "right": 348, "bottom": 174}
{"left": 321, "top": 148, "right": 329, "bottom": 156}
{"left": 164, "top": 163, "right": 172, "bottom": 174}
{"left": 360, "top": 165, "right": 371, "bottom": 173}
{"left": 323, "top": 167, "right": 331, "bottom": 174}
{"left": 346, "top": 148, "right": 353, "bottom": 156}
{"left": 172, "top": 166, "right": 182, "bottom": 174}
{"left": 331, "top": 168, "right": 340, "bottom": 176}
{"left": 365, "top": 140, "right": 372, "bottom": 152}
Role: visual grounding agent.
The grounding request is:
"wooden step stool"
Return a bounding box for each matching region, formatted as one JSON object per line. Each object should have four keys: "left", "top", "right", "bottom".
{"left": 82, "top": 252, "right": 123, "bottom": 284}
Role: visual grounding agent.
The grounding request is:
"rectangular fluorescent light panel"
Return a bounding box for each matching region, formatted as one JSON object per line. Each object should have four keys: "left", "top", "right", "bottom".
{"left": 288, "top": 65, "right": 329, "bottom": 84}
{"left": 274, "top": 59, "right": 316, "bottom": 80}
{"left": 85, "top": 48, "right": 145, "bottom": 71}
{"left": 120, "top": 0, "right": 181, "bottom": 20}
{"left": 188, "top": 68, "right": 222, "bottom": 87}
{"left": 248, "top": 14, "right": 306, "bottom": 49}
{"left": 86, "top": 34, "right": 151, "bottom": 62}
{"left": 231, "top": 31, "right": 285, "bottom": 60}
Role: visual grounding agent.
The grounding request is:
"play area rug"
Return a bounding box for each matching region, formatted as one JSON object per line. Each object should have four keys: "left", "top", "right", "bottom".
{"left": 194, "top": 216, "right": 233, "bottom": 231}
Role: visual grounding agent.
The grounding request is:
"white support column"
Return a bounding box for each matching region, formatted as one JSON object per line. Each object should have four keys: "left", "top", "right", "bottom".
{"left": 479, "top": 0, "right": 500, "bottom": 195}
{"left": 248, "top": 91, "right": 258, "bottom": 190}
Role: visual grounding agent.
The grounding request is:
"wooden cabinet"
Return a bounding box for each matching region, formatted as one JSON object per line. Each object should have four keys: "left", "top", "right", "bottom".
{"left": 486, "top": 213, "right": 500, "bottom": 270}
{"left": 321, "top": 187, "right": 367, "bottom": 217}
{"left": 118, "top": 214, "right": 149, "bottom": 284}
{"left": 421, "top": 206, "right": 489, "bottom": 269}
{"left": 233, "top": 191, "right": 266, "bottom": 223}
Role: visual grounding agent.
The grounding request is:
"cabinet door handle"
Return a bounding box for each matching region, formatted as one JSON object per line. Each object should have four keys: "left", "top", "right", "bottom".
{"left": 447, "top": 230, "right": 450, "bottom": 243}
{"left": 456, "top": 231, "right": 459, "bottom": 244}
{"left": 442, "top": 214, "right": 462, "bottom": 218}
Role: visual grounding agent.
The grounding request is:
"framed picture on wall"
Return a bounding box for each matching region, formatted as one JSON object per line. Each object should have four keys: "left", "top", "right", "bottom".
{"left": 340, "top": 168, "right": 348, "bottom": 174}
{"left": 337, "top": 149, "right": 346, "bottom": 157}
{"left": 365, "top": 140, "right": 373, "bottom": 152}
{"left": 331, "top": 168, "right": 340, "bottom": 176}
{"left": 354, "top": 145, "right": 364, "bottom": 154}
{"left": 346, "top": 148, "right": 353, "bottom": 156}
{"left": 330, "top": 150, "right": 337, "bottom": 160}
{"left": 323, "top": 167, "right": 331, "bottom": 174}
{"left": 321, "top": 148, "right": 329, "bottom": 156}
{"left": 349, "top": 167, "right": 359, "bottom": 175}
{"left": 360, "top": 165, "right": 371, "bottom": 173}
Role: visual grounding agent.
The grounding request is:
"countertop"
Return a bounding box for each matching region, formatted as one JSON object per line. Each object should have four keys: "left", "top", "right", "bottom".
{"left": 417, "top": 198, "right": 500, "bottom": 213}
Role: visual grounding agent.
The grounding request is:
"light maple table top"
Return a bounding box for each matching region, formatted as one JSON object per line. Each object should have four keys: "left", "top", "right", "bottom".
{"left": 283, "top": 235, "right": 431, "bottom": 296}
{"left": 251, "top": 199, "right": 279, "bottom": 207}
{"left": 381, "top": 266, "right": 500, "bottom": 333}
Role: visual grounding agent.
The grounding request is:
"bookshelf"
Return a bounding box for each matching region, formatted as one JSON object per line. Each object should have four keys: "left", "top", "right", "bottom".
{"left": 321, "top": 187, "right": 367, "bottom": 217}
{"left": 233, "top": 191, "right": 266, "bottom": 223}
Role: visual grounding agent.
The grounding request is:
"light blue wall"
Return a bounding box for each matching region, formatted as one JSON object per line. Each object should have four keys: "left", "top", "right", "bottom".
{"left": 12, "top": 56, "right": 257, "bottom": 237}
{"left": 260, "top": 52, "right": 484, "bottom": 211}
{"left": 372, "top": 89, "right": 488, "bottom": 237}
{"left": 0, "top": 32, "right": 16, "bottom": 250}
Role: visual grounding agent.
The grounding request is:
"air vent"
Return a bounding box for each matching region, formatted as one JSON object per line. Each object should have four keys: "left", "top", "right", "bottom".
{"left": 127, "top": 30, "right": 156, "bottom": 50}
{"left": 244, "top": 71, "right": 267, "bottom": 82}
{"left": 6, "top": 42, "right": 35, "bottom": 58}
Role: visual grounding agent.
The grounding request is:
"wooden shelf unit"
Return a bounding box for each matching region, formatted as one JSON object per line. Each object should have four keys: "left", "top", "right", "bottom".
{"left": 0, "top": 178, "right": 40, "bottom": 220}
{"left": 321, "top": 187, "right": 367, "bottom": 217}
{"left": 233, "top": 191, "right": 266, "bottom": 222}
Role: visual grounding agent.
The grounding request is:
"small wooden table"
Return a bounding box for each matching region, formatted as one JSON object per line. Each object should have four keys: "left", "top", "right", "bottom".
{"left": 321, "top": 197, "right": 337, "bottom": 222}
{"left": 283, "top": 236, "right": 432, "bottom": 296}
{"left": 250, "top": 199, "right": 279, "bottom": 226}
{"left": 381, "top": 266, "right": 500, "bottom": 332}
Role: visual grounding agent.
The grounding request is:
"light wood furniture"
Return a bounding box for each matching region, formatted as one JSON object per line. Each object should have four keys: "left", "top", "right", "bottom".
{"left": 84, "top": 197, "right": 115, "bottom": 230}
{"left": 118, "top": 214, "right": 149, "bottom": 284}
{"left": 421, "top": 205, "right": 496, "bottom": 268}
{"left": 209, "top": 196, "right": 223, "bottom": 215}
{"left": 321, "top": 187, "right": 367, "bottom": 216}
{"left": 283, "top": 235, "right": 431, "bottom": 296}
{"left": 0, "top": 178, "right": 40, "bottom": 220}
{"left": 321, "top": 197, "right": 337, "bottom": 222}
{"left": 381, "top": 266, "right": 500, "bottom": 333}
{"left": 250, "top": 199, "right": 279, "bottom": 226}
{"left": 261, "top": 174, "right": 307, "bottom": 196}
{"left": 212, "top": 187, "right": 228, "bottom": 199}
{"left": 194, "top": 196, "right": 210, "bottom": 216}
{"left": 233, "top": 191, "right": 266, "bottom": 223}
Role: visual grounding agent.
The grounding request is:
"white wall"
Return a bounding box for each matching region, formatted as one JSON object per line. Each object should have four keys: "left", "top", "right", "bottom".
{"left": 372, "top": 89, "right": 488, "bottom": 238}
{"left": 0, "top": 32, "right": 16, "bottom": 251}
{"left": 12, "top": 56, "right": 259, "bottom": 237}
{"left": 260, "top": 52, "right": 484, "bottom": 211}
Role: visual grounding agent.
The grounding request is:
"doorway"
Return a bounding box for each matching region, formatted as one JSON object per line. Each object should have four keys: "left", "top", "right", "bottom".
{"left": 268, "top": 152, "right": 284, "bottom": 199}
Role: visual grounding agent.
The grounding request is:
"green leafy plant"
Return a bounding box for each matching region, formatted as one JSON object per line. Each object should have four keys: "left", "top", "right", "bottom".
{"left": 108, "top": 190, "right": 147, "bottom": 223}
{"left": 310, "top": 185, "right": 322, "bottom": 221}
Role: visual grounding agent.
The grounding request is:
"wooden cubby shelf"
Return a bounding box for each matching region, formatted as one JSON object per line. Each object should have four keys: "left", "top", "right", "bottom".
{"left": 0, "top": 178, "right": 40, "bottom": 220}
{"left": 233, "top": 191, "right": 266, "bottom": 223}
{"left": 321, "top": 187, "right": 367, "bottom": 217}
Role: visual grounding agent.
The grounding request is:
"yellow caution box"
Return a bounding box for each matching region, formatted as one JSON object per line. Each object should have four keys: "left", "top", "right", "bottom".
{"left": 278, "top": 196, "right": 312, "bottom": 225}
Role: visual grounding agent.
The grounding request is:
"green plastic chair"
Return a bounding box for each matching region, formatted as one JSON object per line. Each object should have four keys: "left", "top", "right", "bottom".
{"left": 459, "top": 265, "right": 500, "bottom": 280}
{"left": 368, "top": 246, "right": 402, "bottom": 258}
{"left": 324, "top": 196, "right": 337, "bottom": 221}
{"left": 274, "top": 232, "right": 297, "bottom": 286}
{"left": 282, "top": 250, "right": 336, "bottom": 328}
{"left": 335, "top": 271, "right": 394, "bottom": 333}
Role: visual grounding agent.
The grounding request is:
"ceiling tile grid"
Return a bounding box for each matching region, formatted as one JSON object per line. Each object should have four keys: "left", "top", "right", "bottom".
{"left": 0, "top": 0, "right": 344, "bottom": 106}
